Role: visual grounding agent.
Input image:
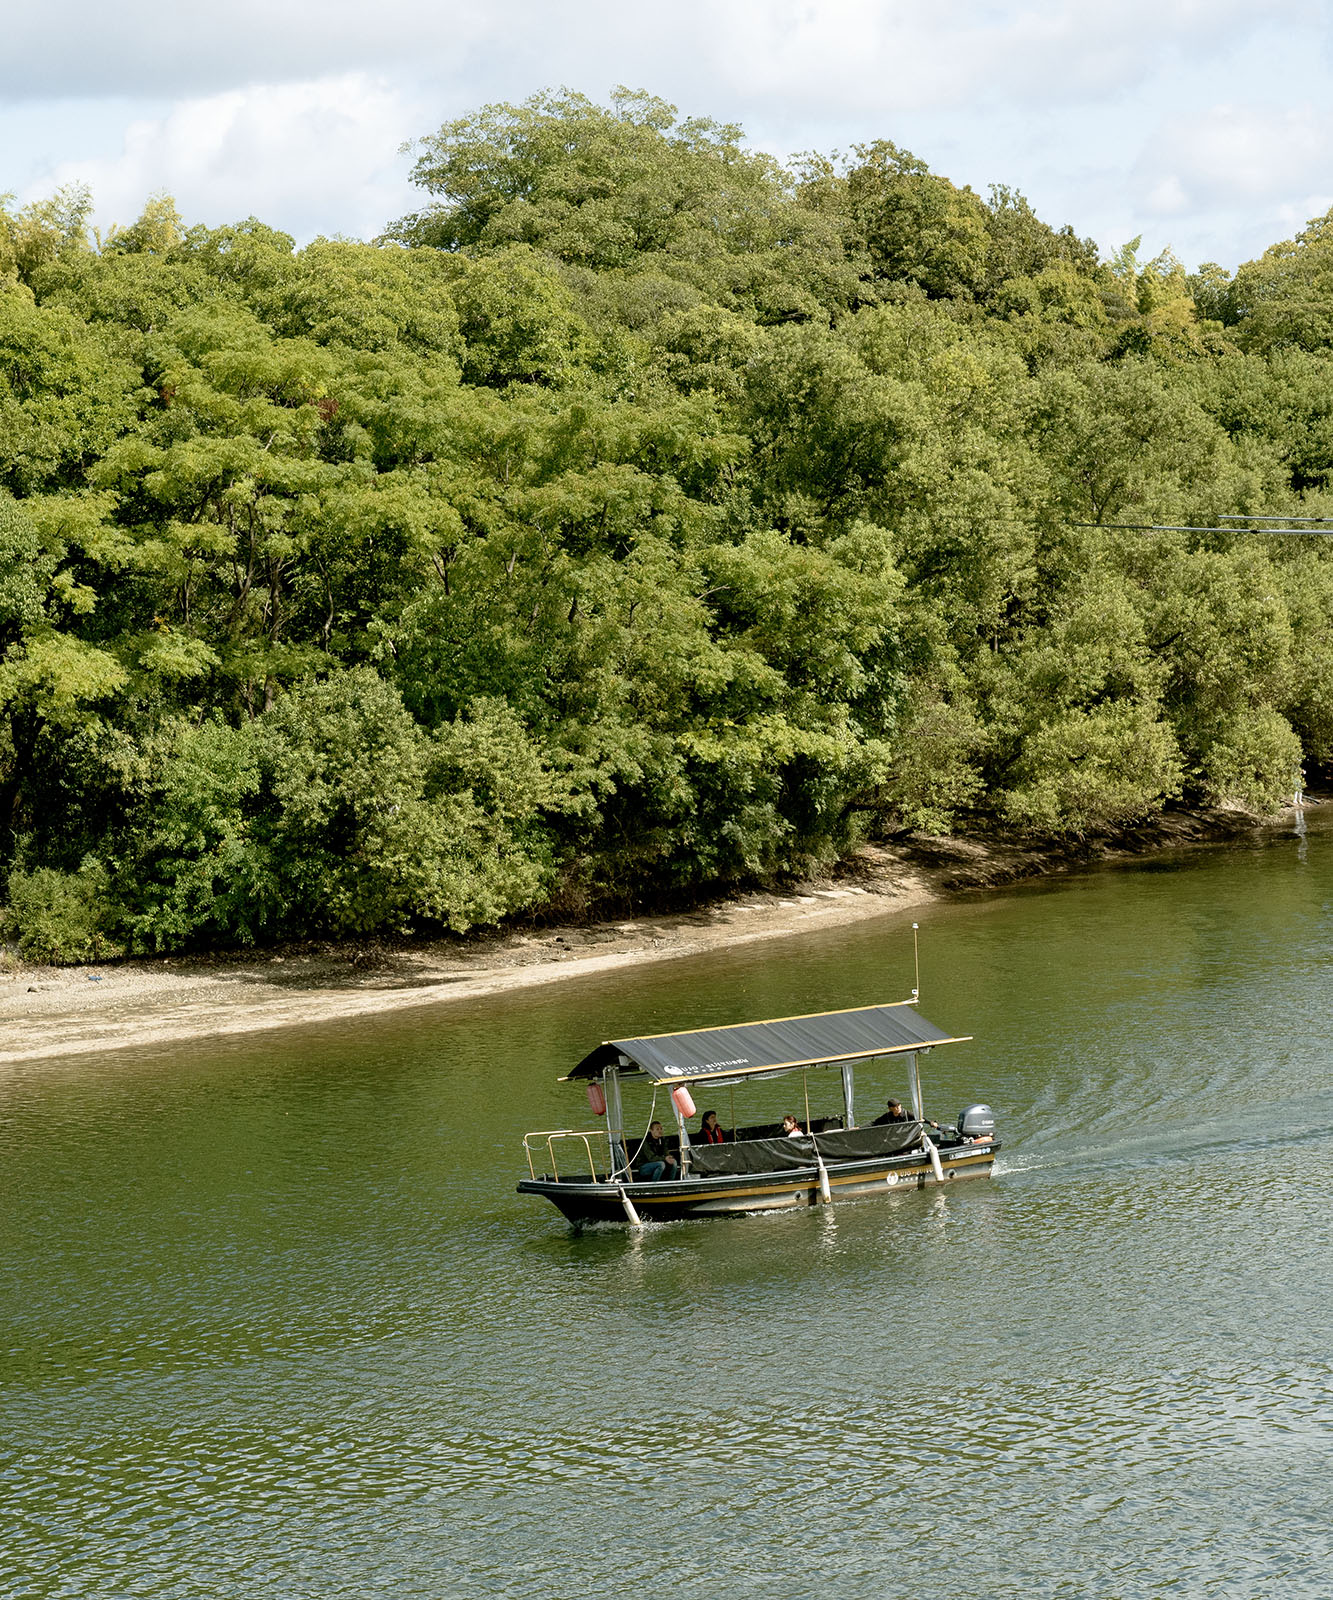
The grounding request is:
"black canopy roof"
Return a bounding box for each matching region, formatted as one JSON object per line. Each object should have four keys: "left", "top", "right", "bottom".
{"left": 564, "top": 1001, "right": 967, "bottom": 1084}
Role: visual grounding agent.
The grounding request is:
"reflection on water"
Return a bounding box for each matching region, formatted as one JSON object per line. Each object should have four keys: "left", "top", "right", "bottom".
{"left": 3, "top": 820, "right": 1333, "bottom": 1596}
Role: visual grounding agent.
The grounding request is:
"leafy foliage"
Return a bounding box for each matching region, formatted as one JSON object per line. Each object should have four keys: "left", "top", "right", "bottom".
{"left": 2, "top": 95, "right": 1330, "bottom": 958}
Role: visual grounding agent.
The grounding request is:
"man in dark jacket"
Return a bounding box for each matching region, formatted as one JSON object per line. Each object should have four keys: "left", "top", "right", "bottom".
{"left": 637, "top": 1120, "right": 679, "bottom": 1181}
{"left": 872, "top": 1097, "right": 940, "bottom": 1131}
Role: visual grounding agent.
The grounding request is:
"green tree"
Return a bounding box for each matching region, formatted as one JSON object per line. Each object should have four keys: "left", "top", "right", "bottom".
{"left": 842, "top": 142, "right": 991, "bottom": 301}
{"left": 1229, "top": 208, "right": 1333, "bottom": 353}
{"left": 4, "top": 101, "right": 1333, "bottom": 962}
{"left": 0, "top": 185, "right": 94, "bottom": 285}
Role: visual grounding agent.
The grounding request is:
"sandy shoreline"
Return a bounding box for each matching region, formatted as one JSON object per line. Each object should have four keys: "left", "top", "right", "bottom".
{"left": 0, "top": 807, "right": 1300, "bottom": 1064}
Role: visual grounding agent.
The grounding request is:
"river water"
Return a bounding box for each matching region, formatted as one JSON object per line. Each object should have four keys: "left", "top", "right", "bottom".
{"left": 3, "top": 818, "right": 1331, "bottom": 1598}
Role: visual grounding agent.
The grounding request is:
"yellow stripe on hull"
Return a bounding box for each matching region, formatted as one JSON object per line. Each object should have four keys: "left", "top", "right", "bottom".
{"left": 629, "top": 1151, "right": 994, "bottom": 1208}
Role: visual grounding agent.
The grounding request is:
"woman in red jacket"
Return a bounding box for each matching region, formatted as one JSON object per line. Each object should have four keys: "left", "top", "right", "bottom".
{"left": 698, "top": 1109, "right": 726, "bottom": 1144}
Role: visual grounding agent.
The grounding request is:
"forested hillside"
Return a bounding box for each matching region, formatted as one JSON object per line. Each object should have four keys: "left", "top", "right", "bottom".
{"left": 4, "top": 88, "right": 1333, "bottom": 960}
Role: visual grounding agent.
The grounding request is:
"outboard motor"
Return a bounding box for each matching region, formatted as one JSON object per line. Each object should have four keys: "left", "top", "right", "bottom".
{"left": 957, "top": 1104, "right": 996, "bottom": 1139}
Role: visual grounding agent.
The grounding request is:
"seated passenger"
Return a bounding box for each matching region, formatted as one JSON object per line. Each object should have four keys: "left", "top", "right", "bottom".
{"left": 637, "top": 1120, "right": 679, "bottom": 1182}
{"left": 781, "top": 1113, "right": 804, "bottom": 1138}
{"left": 698, "top": 1110, "right": 726, "bottom": 1145}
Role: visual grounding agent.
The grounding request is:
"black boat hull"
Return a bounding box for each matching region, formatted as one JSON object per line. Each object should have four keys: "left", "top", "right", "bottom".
{"left": 517, "top": 1141, "right": 998, "bottom": 1224}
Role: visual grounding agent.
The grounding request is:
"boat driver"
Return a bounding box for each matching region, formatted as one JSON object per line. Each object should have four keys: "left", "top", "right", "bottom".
{"left": 873, "top": 1097, "right": 941, "bottom": 1131}
{"left": 637, "top": 1120, "right": 679, "bottom": 1182}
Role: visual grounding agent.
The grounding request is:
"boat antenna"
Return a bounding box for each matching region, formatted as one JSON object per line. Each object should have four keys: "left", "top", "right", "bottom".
{"left": 912, "top": 923, "right": 920, "bottom": 1003}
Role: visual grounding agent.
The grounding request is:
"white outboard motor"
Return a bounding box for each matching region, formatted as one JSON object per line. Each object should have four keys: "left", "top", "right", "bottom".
{"left": 957, "top": 1104, "right": 996, "bottom": 1139}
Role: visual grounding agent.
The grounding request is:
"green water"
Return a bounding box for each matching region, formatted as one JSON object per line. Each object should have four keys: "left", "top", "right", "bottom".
{"left": 3, "top": 819, "right": 1332, "bottom": 1598}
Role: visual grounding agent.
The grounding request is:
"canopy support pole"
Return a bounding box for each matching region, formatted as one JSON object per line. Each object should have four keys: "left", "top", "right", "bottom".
{"left": 606, "top": 1067, "right": 627, "bottom": 1178}
{"left": 673, "top": 1096, "right": 691, "bottom": 1178}
{"left": 841, "top": 1062, "right": 856, "bottom": 1129}
{"left": 906, "top": 1051, "right": 923, "bottom": 1122}
{"left": 810, "top": 1064, "right": 832, "bottom": 1203}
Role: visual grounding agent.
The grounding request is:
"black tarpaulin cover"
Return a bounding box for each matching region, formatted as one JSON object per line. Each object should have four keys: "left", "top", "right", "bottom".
{"left": 566, "top": 1002, "right": 966, "bottom": 1082}
{"left": 686, "top": 1121, "right": 925, "bottom": 1177}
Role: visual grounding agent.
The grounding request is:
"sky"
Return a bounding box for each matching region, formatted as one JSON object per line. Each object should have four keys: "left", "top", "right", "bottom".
{"left": 4, "top": 0, "right": 1333, "bottom": 271}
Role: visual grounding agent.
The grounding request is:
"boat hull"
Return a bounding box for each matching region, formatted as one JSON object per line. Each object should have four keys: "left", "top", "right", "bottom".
{"left": 517, "top": 1142, "right": 998, "bottom": 1224}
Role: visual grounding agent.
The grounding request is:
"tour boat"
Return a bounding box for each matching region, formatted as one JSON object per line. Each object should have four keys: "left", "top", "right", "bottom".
{"left": 517, "top": 999, "right": 998, "bottom": 1226}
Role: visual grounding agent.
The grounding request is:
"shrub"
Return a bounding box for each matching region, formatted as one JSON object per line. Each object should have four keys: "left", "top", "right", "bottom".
{"left": 6, "top": 860, "right": 122, "bottom": 963}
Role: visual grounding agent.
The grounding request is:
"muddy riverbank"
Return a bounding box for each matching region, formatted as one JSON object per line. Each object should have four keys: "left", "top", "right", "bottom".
{"left": 0, "top": 805, "right": 1297, "bottom": 1064}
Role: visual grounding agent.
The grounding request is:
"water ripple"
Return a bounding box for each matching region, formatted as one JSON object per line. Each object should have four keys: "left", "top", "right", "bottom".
{"left": 5, "top": 826, "right": 1333, "bottom": 1596}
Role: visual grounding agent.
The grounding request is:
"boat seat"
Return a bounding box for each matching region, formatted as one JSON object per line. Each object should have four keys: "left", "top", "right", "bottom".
{"left": 615, "top": 1136, "right": 683, "bottom": 1180}
{"left": 732, "top": 1116, "right": 844, "bottom": 1141}
{"left": 688, "top": 1120, "right": 926, "bottom": 1177}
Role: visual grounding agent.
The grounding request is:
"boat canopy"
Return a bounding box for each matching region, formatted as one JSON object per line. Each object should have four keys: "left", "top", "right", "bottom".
{"left": 563, "top": 1002, "right": 968, "bottom": 1084}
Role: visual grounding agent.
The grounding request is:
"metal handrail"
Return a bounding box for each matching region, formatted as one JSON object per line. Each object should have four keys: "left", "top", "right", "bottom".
{"left": 522, "top": 1127, "right": 611, "bottom": 1182}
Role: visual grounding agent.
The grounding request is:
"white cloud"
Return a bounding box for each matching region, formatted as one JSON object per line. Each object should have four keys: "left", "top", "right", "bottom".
{"left": 5, "top": 0, "right": 1333, "bottom": 263}
{"left": 2, "top": 0, "right": 496, "bottom": 100}
{"left": 1275, "top": 191, "right": 1333, "bottom": 227}
{"left": 702, "top": 0, "right": 1307, "bottom": 118}
{"left": 1145, "top": 175, "right": 1191, "bottom": 216}
{"left": 1137, "top": 101, "right": 1333, "bottom": 210}
{"left": 1122, "top": 98, "right": 1333, "bottom": 260}
{"left": 4, "top": 0, "right": 1316, "bottom": 109}
{"left": 26, "top": 76, "right": 422, "bottom": 241}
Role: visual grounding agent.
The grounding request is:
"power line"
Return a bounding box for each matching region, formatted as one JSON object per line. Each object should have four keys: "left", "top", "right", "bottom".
{"left": 1070, "top": 521, "right": 1333, "bottom": 536}
{"left": 1217, "top": 514, "right": 1333, "bottom": 524}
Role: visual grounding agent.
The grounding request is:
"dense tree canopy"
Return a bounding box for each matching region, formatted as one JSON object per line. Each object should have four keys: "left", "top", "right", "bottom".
{"left": 3, "top": 89, "right": 1331, "bottom": 959}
